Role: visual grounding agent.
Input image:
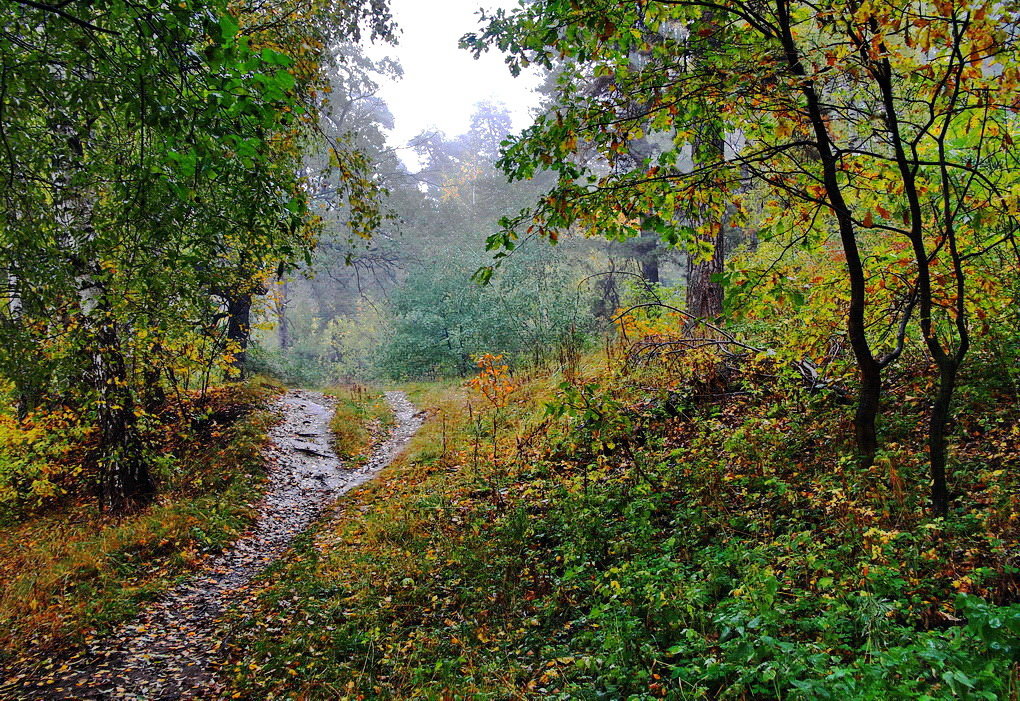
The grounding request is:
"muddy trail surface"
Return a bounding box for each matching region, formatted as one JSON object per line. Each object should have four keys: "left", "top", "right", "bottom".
{"left": 0, "top": 390, "right": 422, "bottom": 700}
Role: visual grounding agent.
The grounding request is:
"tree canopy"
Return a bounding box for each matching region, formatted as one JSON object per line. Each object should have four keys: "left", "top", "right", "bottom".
{"left": 467, "top": 0, "right": 1020, "bottom": 514}
{"left": 0, "top": 0, "right": 392, "bottom": 509}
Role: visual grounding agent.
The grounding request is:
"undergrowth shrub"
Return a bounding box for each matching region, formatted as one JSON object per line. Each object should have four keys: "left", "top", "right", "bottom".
{"left": 0, "top": 410, "right": 88, "bottom": 523}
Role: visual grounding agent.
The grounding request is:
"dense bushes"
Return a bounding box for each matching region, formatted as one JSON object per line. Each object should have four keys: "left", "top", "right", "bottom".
{"left": 377, "top": 248, "right": 598, "bottom": 379}
{"left": 305, "top": 245, "right": 603, "bottom": 382}
{"left": 0, "top": 411, "right": 88, "bottom": 524}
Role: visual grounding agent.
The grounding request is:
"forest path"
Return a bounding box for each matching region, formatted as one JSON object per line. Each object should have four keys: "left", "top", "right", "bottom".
{"left": 2, "top": 389, "right": 422, "bottom": 700}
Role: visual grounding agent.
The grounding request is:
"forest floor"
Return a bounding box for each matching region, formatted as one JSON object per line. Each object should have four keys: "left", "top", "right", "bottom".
{"left": 217, "top": 359, "right": 1020, "bottom": 699}
{"left": 0, "top": 389, "right": 422, "bottom": 700}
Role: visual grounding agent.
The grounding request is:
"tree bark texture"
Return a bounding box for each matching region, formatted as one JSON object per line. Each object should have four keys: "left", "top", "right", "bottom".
{"left": 226, "top": 293, "right": 253, "bottom": 379}
{"left": 684, "top": 218, "right": 726, "bottom": 325}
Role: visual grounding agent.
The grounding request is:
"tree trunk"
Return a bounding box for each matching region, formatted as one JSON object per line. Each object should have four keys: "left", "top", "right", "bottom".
{"left": 685, "top": 218, "right": 726, "bottom": 324}
{"left": 226, "top": 293, "right": 253, "bottom": 380}
{"left": 592, "top": 258, "right": 622, "bottom": 321}
{"left": 73, "top": 266, "right": 157, "bottom": 511}
{"left": 622, "top": 132, "right": 662, "bottom": 285}
{"left": 869, "top": 45, "right": 971, "bottom": 512}
{"left": 141, "top": 364, "right": 166, "bottom": 413}
{"left": 3, "top": 273, "right": 44, "bottom": 419}
{"left": 92, "top": 316, "right": 155, "bottom": 512}
{"left": 52, "top": 111, "right": 154, "bottom": 512}
{"left": 635, "top": 228, "right": 660, "bottom": 284}
{"left": 774, "top": 1, "right": 881, "bottom": 466}
{"left": 277, "top": 279, "right": 291, "bottom": 349}
{"left": 686, "top": 118, "right": 727, "bottom": 329}
{"left": 855, "top": 357, "right": 881, "bottom": 467}
{"left": 76, "top": 272, "right": 155, "bottom": 511}
{"left": 13, "top": 376, "right": 43, "bottom": 422}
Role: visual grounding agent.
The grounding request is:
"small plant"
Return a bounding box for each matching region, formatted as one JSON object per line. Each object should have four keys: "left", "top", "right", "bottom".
{"left": 467, "top": 354, "right": 521, "bottom": 502}
{"left": 467, "top": 353, "right": 518, "bottom": 409}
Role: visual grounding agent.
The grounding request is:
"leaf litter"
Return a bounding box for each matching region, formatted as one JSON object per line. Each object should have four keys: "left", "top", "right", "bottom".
{"left": 0, "top": 390, "right": 422, "bottom": 700}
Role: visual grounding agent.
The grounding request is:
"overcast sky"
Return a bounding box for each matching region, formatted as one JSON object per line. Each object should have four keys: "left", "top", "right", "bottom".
{"left": 368, "top": 0, "right": 542, "bottom": 167}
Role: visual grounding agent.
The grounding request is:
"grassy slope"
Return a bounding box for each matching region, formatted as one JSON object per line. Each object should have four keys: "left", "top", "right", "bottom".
{"left": 0, "top": 380, "right": 282, "bottom": 666}
{"left": 223, "top": 356, "right": 1020, "bottom": 699}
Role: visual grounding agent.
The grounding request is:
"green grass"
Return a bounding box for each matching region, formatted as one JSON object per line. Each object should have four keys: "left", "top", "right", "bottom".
{"left": 326, "top": 384, "right": 395, "bottom": 460}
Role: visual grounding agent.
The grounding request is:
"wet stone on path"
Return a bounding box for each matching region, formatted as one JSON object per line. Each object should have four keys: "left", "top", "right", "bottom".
{"left": 0, "top": 390, "right": 423, "bottom": 700}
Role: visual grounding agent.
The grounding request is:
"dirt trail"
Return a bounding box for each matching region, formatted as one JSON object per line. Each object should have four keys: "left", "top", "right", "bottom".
{"left": 1, "top": 390, "right": 422, "bottom": 700}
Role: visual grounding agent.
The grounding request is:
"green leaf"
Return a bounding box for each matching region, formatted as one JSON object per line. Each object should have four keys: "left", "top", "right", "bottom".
{"left": 219, "top": 13, "right": 239, "bottom": 43}
{"left": 260, "top": 48, "right": 293, "bottom": 67}
{"left": 272, "top": 69, "right": 296, "bottom": 92}
{"left": 471, "top": 266, "right": 494, "bottom": 285}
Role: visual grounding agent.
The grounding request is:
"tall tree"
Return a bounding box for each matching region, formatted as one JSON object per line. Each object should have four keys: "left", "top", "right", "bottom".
{"left": 469, "top": 0, "right": 1020, "bottom": 512}
{"left": 0, "top": 0, "right": 392, "bottom": 510}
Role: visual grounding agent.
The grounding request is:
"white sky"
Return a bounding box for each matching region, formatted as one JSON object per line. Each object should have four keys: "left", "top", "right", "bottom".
{"left": 368, "top": 0, "right": 542, "bottom": 168}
